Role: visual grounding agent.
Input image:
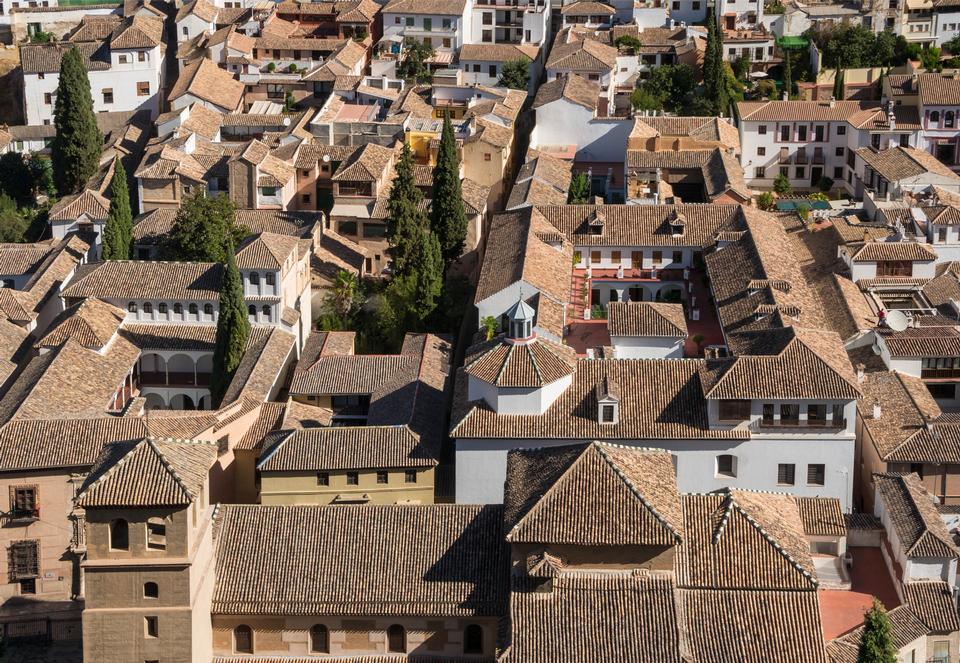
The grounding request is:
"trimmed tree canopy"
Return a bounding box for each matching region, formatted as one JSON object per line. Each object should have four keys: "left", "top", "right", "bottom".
{"left": 430, "top": 113, "right": 468, "bottom": 268}
{"left": 209, "top": 247, "right": 251, "bottom": 407}
{"left": 51, "top": 47, "right": 102, "bottom": 196}
{"left": 101, "top": 159, "right": 133, "bottom": 260}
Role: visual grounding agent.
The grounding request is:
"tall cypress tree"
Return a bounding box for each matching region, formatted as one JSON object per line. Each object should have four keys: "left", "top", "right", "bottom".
{"left": 51, "top": 47, "right": 102, "bottom": 196}
{"left": 386, "top": 142, "right": 425, "bottom": 276}
{"left": 430, "top": 114, "right": 468, "bottom": 269}
{"left": 408, "top": 224, "right": 443, "bottom": 325}
{"left": 101, "top": 159, "right": 132, "bottom": 260}
{"left": 704, "top": 6, "right": 728, "bottom": 116}
{"left": 833, "top": 64, "right": 846, "bottom": 100}
{"left": 857, "top": 599, "right": 896, "bottom": 663}
{"left": 783, "top": 49, "right": 793, "bottom": 100}
{"left": 210, "top": 247, "right": 251, "bottom": 407}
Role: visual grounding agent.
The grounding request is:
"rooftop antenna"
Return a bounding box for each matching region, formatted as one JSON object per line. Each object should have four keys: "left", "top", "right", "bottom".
{"left": 885, "top": 309, "right": 909, "bottom": 332}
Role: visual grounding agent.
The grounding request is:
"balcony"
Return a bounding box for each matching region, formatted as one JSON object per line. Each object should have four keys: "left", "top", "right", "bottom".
{"left": 140, "top": 371, "right": 211, "bottom": 387}
{"left": 921, "top": 368, "right": 960, "bottom": 380}
{"left": 795, "top": 149, "right": 809, "bottom": 165}
{"left": 2, "top": 507, "right": 40, "bottom": 525}
{"left": 750, "top": 418, "right": 847, "bottom": 432}
{"left": 779, "top": 148, "right": 791, "bottom": 164}
{"left": 812, "top": 150, "right": 825, "bottom": 165}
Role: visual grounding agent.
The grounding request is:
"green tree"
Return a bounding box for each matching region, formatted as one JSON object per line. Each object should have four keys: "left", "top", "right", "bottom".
{"left": 0, "top": 194, "right": 27, "bottom": 242}
{"left": 921, "top": 46, "right": 942, "bottom": 71}
{"left": 403, "top": 224, "right": 443, "bottom": 326}
{"left": 945, "top": 34, "right": 960, "bottom": 55}
{"left": 818, "top": 175, "right": 834, "bottom": 193}
{"left": 568, "top": 172, "right": 590, "bottom": 204}
{"left": 430, "top": 113, "right": 468, "bottom": 268}
{"left": 774, "top": 173, "right": 791, "bottom": 194}
{"left": 703, "top": 7, "right": 728, "bottom": 114}
{"left": 209, "top": 247, "right": 251, "bottom": 407}
{"left": 857, "top": 599, "right": 897, "bottom": 663}
{"left": 51, "top": 47, "right": 102, "bottom": 196}
{"left": 631, "top": 86, "right": 662, "bottom": 111}
{"left": 165, "top": 190, "right": 245, "bottom": 262}
{"left": 481, "top": 315, "right": 498, "bottom": 340}
{"left": 644, "top": 63, "right": 697, "bottom": 111}
{"left": 733, "top": 53, "right": 751, "bottom": 83}
{"left": 385, "top": 142, "right": 425, "bottom": 276}
{"left": 614, "top": 35, "right": 642, "bottom": 52}
{"left": 499, "top": 58, "right": 531, "bottom": 90}
{"left": 27, "top": 155, "right": 55, "bottom": 197}
{"left": 756, "top": 78, "right": 777, "bottom": 99}
{"left": 101, "top": 160, "right": 133, "bottom": 260}
{"left": 833, "top": 65, "right": 845, "bottom": 100}
{"left": 783, "top": 49, "right": 793, "bottom": 99}
{"left": 397, "top": 38, "right": 435, "bottom": 83}
{"left": 757, "top": 191, "right": 775, "bottom": 210}
{"left": 330, "top": 269, "right": 358, "bottom": 319}
{"left": 0, "top": 152, "right": 34, "bottom": 205}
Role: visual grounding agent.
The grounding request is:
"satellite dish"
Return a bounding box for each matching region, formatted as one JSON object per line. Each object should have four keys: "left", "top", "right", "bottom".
{"left": 886, "top": 310, "right": 909, "bottom": 332}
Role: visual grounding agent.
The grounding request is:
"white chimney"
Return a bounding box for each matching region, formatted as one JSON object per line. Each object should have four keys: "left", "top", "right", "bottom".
{"left": 856, "top": 363, "right": 865, "bottom": 383}
{"left": 873, "top": 403, "right": 882, "bottom": 419}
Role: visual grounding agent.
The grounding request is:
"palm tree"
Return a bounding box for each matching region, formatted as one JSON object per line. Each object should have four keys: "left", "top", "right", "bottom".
{"left": 331, "top": 270, "right": 358, "bottom": 318}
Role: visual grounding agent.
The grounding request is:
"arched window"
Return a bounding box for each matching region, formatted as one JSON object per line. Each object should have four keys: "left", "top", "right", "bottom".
{"left": 128, "top": 302, "right": 137, "bottom": 313}
{"left": 203, "top": 303, "right": 213, "bottom": 317}
{"left": 249, "top": 271, "right": 260, "bottom": 285}
{"left": 932, "top": 110, "right": 941, "bottom": 123}
{"left": 947, "top": 111, "right": 956, "bottom": 128}
{"left": 189, "top": 303, "right": 198, "bottom": 315}
{"left": 261, "top": 305, "right": 271, "bottom": 318}
{"left": 248, "top": 305, "right": 256, "bottom": 317}
{"left": 234, "top": 625, "right": 253, "bottom": 654}
{"left": 143, "top": 582, "right": 159, "bottom": 599}
{"left": 310, "top": 624, "right": 329, "bottom": 653}
{"left": 173, "top": 303, "right": 182, "bottom": 315}
{"left": 265, "top": 272, "right": 276, "bottom": 286}
{"left": 464, "top": 624, "right": 483, "bottom": 654}
{"left": 158, "top": 302, "right": 168, "bottom": 314}
{"left": 387, "top": 625, "right": 406, "bottom": 653}
{"left": 143, "top": 302, "right": 153, "bottom": 314}
{"left": 110, "top": 519, "right": 129, "bottom": 550}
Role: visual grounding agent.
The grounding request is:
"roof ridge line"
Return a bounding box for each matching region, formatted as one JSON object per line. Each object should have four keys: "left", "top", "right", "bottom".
{"left": 74, "top": 436, "right": 148, "bottom": 504}
{"left": 145, "top": 437, "right": 199, "bottom": 502}
{"left": 730, "top": 500, "right": 817, "bottom": 586}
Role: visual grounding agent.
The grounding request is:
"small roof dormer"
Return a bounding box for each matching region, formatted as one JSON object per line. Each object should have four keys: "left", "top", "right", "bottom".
{"left": 505, "top": 296, "right": 536, "bottom": 343}
{"left": 587, "top": 209, "right": 605, "bottom": 236}
{"left": 669, "top": 210, "right": 686, "bottom": 237}
{"left": 596, "top": 375, "right": 619, "bottom": 425}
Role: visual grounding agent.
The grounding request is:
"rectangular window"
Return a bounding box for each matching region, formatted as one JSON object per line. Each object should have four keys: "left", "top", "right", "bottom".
{"left": 832, "top": 404, "right": 844, "bottom": 425}
{"left": 102, "top": 88, "right": 113, "bottom": 104}
{"left": 138, "top": 51, "right": 146, "bottom": 62}
{"left": 718, "top": 400, "right": 751, "bottom": 421}
{"left": 395, "top": 16, "right": 401, "bottom": 23}
{"left": 757, "top": 146, "right": 766, "bottom": 156}
{"left": 119, "top": 54, "right": 129, "bottom": 63}
{"left": 488, "top": 65, "right": 497, "bottom": 77}
{"left": 833, "top": 167, "right": 843, "bottom": 179}
{"left": 137, "top": 81, "right": 150, "bottom": 96}
{"left": 762, "top": 403, "right": 775, "bottom": 423}
{"left": 302, "top": 194, "right": 311, "bottom": 204}
{"left": 405, "top": 470, "right": 417, "bottom": 483}
{"left": 144, "top": 616, "right": 158, "bottom": 638}
{"left": 900, "top": 133, "right": 909, "bottom": 146}
{"left": 717, "top": 455, "right": 735, "bottom": 477}
{"left": 423, "top": 17, "right": 432, "bottom": 30}
{"left": 346, "top": 472, "right": 359, "bottom": 485}
{"left": 482, "top": 12, "right": 492, "bottom": 24}
{"left": 797, "top": 125, "right": 808, "bottom": 141}
{"left": 43, "top": 93, "right": 52, "bottom": 105}
{"left": 484, "top": 153, "right": 492, "bottom": 161}
{"left": 601, "top": 404, "right": 616, "bottom": 423}
{"left": 146, "top": 520, "right": 166, "bottom": 550}
{"left": 778, "top": 463, "right": 796, "bottom": 485}
{"left": 780, "top": 403, "right": 799, "bottom": 424}
{"left": 591, "top": 250, "right": 601, "bottom": 264}
{"left": 939, "top": 227, "right": 948, "bottom": 242}
{"left": 9, "top": 540, "right": 39, "bottom": 580}
{"left": 611, "top": 250, "right": 621, "bottom": 264}
{"left": 652, "top": 250, "right": 662, "bottom": 264}
{"left": 758, "top": 125, "right": 767, "bottom": 135}
{"left": 316, "top": 472, "right": 329, "bottom": 486}
{"left": 376, "top": 471, "right": 388, "bottom": 484}
{"left": 405, "top": 16, "right": 413, "bottom": 25}
{"left": 795, "top": 166, "right": 805, "bottom": 179}
{"left": 813, "top": 125, "right": 825, "bottom": 141}
{"left": 755, "top": 167, "right": 765, "bottom": 178}
{"left": 442, "top": 18, "right": 451, "bottom": 28}
{"left": 672, "top": 251, "right": 682, "bottom": 263}
{"left": 11, "top": 486, "right": 37, "bottom": 518}
{"left": 836, "top": 125, "right": 846, "bottom": 135}
{"left": 807, "top": 403, "right": 827, "bottom": 424}
{"left": 807, "top": 463, "right": 825, "bottom": 486}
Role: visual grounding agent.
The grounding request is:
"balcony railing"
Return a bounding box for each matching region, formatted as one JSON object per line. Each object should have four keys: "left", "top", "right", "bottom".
{"left": 921, "top": 368, "right": 960, "bottom": 380}
{"left": 140, "top": 371, "right": 211, "bottom": 387}
{"left": 2, "top": 507, "right": 40, "bottom": 525}
{"left": 751, "top": 418, "right": 847, "bottom": 432}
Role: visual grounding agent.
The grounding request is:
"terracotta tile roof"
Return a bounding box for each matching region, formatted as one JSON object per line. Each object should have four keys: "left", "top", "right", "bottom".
{"left": 235, "top": 232, "right": 301, "bottom": 270}
{"left": 917, "top": 72, "right": 960, "bottom": 106}
{"left": 874, "top": 472, "right": 960, "bottom": 559}
{"left": 35, "top": 298, "right": 125, "bottom": 350}
{"left": 180, "top": 104, "right": 223, "bottom": 141}
{"left": 69, "top": 15, "right": 121, "bottom": 42}
{"left": 221, "top": 328, "right": 297, "bottom": 404}
{"left": 109, "top": 14, "right": 164, "bottom": 49}
{"left": 738, "top": 100, "right": 881, "bottom": 122}
{"left": 678, "top": 489, "right": 817, "bottom": 589}
{"left": 48, "top": 188, "right": 110, "bottom": 222}
{"left": 634, "top": 116, "right": 741, "bottom": 151}
{"left": 211, "top": 504, "right": 509, "bottom": 616}
{"left": 682, "top": 588, "right": 827, "bottom": 662}
{"left": 608, "top": 301, "right": 687, "bottom": 337}
{"left": 503, "top": 443, "right": 683, "bottom": 545}
{"left": 458, "top": 43, "right": 539, "bottom": 63}
{"left": 795, "top": 496, "right": 846, "bottom": 537}
{"left": 850, "top": 240, "right": 937, "bottom": 263}
{"left": 61, "top": 261, "right": 222, "bottom": 301}
{"left": 77, "top": 437, "right": 217, "bottom": 507}
{"left": 904, "top": 581, "right": 960, "bottom": 632}
{"left": 627, "top": 149, "right": 749, "bottom": 200}
{"left": 176, "top": 0, "right": 218, "bottom": 23}
{"left": 168, "top": 58, "right": 244, "bottom": 111}
{"left": 452, "top": 358, "right": 749, "bottom": 441}
{"left": 0, "top": 336, "right": 140, "bottom": 423}
{"left": 827, "top": 605, "right": 928, "bottom": 663}
{"left": 846, "top": 104, "right": 921, "bottom": 131}
{"left": 503, "top": 572, "right": 684, "bottom": 663}
{"left": 20, "top": 41, "right": 110, "bottom": 75}
{"left": 464, "top": 336, "right": 576, "bottom": 388}
{"left": 258, "top": 425, "right": 437, "bottom": 472}
{"left": 702, "top": 327, "right": 860, "bottom": 400}
{"left": 859, "top": 369, "right": 950, "bottom": 462}
{"left": 474, "top": 208, "right": 573, "bottom": 306}
{"left": 233, "top": 401, "right": 287, "bottom": 451}
{"left": 532, "top": 73, "right": 599, "bottom": 110}
{"left": 0, "top": 243, "right": 53, "bottom": 277}
{"left": 560, "top": 0, "right": 615, "bottom": 12}
{"left": 331, "top": 142, "right": 393, "bottom": 182}
{"left": 507, "top": 149, "right": 572, "bottom": 210}
{"left": 858, "top": 146, "right": 960, "bottom": 182}
{"left": 0, "top": 417, "right": 150, "bottom": 471}
{"left": 876, "top": 324, "right": 960, "bottom": 358}
{"left": 461, "top": 177, "right": 490, "bottom": 216}
{"left": 546, "top": 35, "right": 618, "bottom": 71}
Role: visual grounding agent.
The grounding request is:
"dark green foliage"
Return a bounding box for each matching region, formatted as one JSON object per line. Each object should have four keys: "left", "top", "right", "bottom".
{"left": 397, "top": 38, "right": 435, "bottom": 83}
{"left": 209, "top": 248, "right": 251, "bottom": 407}
{"left": 28, "top": 156, "right": 55, "bottom": 197}
{"left": 165, "top": 190, "right": 246, "bottom": 262}
{"left": 921, "top": 46, "right": 943, "bottom": 71}
{"left": 757, "top": 191, "right": 775, "bottom": 210}
{"left": 857, "top": 599, "right": 897, "bottom": 663}
{"left": 614, "top": 35, "right": 642, "bottom": 52}
{"left": 29, "top": 30, "right": 55, "bottom": 43}
{"left": 733, "top": 54, "right": 751, "bottom": 82}
{"left": 631, "top": 87, "right": 662, "bottom": 111}
{"left": 818, "top": 175, "right": 834, "bottom": 192}
{"left": 430, "top": 113, "right": 468, "bottom": 268}
{"left": 568, "top": 172, "right": 590, "bottom": 204}
{"left": 0, "top": 194, "right": 27, "bottom": 242}
{"left": 703, "top": 8, "right": 729, "bottom": 115}
{"left": 641, "top": 63, "right": 698, "bottom": 112}
{"left": 833, "top": 65, "right": 845, "bottom": 100}
{"left": 51, "top": 47, "right": 102, "bottom": 196}
{"left": 756, "top": 78, "right": 777, "bottom": 99}
{"left": 764, "top": 1, "right": 785, "bottom": 13}
{"left": 284, "top": 90, "right": 297, "bottom": 112}
{"left": 0, "top": 152, "right": 35, "bottom": 205}
{"left": 783, "top": 49, "right": 793, "bottom": 99}
{"left": 773, "top": 173, "right": 791, "bottom": 194}
{"left": 386, "top": 142, "right": 424, "bottom": 276}
{"left": 945, "top": 34, "right": 960, "bottom": 55}
{"left": 809, "top": 26, "right": 921, "bottom": 69}
{"left": 101, "top": 160, "right": 132, "bottom": 260}
{"left": 499, "top": 58, "right": 531, "bottom": 90}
